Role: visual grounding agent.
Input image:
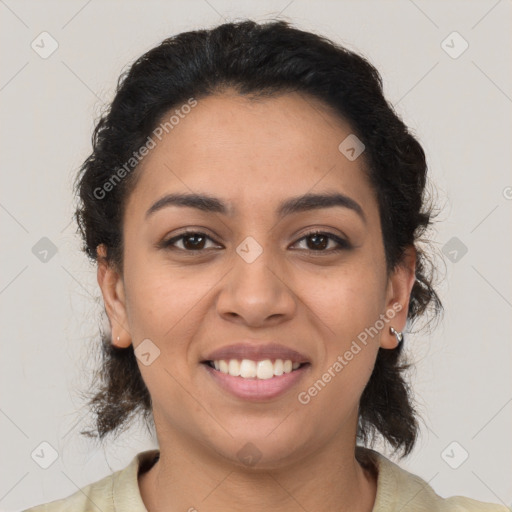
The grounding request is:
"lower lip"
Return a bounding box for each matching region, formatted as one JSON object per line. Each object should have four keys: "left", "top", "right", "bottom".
{"left": 202, "top": 363, "right": 310, "bottom": 401}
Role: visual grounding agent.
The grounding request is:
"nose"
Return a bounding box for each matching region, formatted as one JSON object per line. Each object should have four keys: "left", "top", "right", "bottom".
{"left": 216, "top": 238, "right": 297, "bottom": 327}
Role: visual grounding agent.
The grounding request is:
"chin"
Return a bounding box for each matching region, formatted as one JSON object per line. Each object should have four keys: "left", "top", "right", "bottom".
{"left": 211, "top": 429, "right": 313, "bottom": 471}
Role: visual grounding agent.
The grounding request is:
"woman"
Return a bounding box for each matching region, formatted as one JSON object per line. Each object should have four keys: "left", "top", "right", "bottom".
{"left": 24, "top": 19, "right": 507, "bottom": 512}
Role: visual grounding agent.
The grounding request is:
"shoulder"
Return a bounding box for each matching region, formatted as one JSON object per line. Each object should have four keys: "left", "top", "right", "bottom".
{"left": 21, "top": 471, "right": 116, "bottom": 512}
{"left": 22, "top": 449, "right": 159, "bottom": 512}
{"left": 357, "top": 446, "right": 510, "bottom": 512}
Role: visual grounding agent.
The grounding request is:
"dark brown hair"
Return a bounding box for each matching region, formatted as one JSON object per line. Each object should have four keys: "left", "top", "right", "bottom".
{"left": 75, "top": 19, "right": 442, "bottom": 458}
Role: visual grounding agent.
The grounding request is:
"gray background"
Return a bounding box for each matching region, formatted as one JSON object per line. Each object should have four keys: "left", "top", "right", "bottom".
{"left": 1, "top": 0, "right": 511, "bottom": 510}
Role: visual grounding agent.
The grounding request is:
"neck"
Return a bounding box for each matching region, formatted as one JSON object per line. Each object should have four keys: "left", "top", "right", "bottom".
{"left": 138, "top": 431, "right": 377, "bottom": 512}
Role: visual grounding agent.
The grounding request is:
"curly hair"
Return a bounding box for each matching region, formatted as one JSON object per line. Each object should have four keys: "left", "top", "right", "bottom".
{"left": 74, "top": 19, "right": 442, "bottom": 458}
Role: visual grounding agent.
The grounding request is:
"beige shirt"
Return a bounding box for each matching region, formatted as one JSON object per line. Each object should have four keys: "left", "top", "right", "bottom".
{"left": 23, "top": 447, "right": 509, "bottom": 511}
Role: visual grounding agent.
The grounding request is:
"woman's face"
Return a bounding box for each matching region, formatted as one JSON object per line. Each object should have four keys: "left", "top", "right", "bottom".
{"left": 98, "top": 90, "right": 414, "bottom": 468}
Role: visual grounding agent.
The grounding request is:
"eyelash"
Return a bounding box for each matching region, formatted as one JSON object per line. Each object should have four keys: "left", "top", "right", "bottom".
{"left": 160, "top": 229, "right": 351, "bottom": 255}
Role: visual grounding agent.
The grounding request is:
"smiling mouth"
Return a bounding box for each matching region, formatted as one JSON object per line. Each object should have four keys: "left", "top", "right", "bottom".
{"left": 202, "top": 359, "right": 310, "bottom": 380}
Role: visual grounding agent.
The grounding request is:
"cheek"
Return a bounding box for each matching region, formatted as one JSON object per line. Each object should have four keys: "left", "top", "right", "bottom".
{"left": 299, "top": 261, "right": 387, "bottom": 336}
{"left": 296, "top": 266, "right": 383, "bottom": 425}
{"left": 296, "top": 254, "right": 386, "bottom": 391}
{"left": 123, "top": 249, "right": 224, "bottom": 351}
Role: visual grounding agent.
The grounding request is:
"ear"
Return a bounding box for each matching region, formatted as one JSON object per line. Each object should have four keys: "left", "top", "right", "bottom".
{"left": 96, "top": 244, "right": 131, "bottom": 348}
{"left": 380, "top": 245, "right": 416, "bottom": 349}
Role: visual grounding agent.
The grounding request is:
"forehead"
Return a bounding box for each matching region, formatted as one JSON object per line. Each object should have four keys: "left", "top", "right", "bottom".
{"left": 126, "top": 91, "right": 377, "bottom": 220}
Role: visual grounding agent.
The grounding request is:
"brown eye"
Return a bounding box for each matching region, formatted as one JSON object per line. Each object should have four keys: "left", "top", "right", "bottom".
{"left": 305, "top": 233, "right": 329, "bottom": 250}
{"left": 160, "top": 229, "right": 351, "bottom": 254}
{"left": 180, "top": 233, "right": 207, "bottom": 250}
{"left": 162, "top": 231, "right": 219, "bottom": 251}
{"left": 293, "top": 231, "right": 351, "bottom": 253}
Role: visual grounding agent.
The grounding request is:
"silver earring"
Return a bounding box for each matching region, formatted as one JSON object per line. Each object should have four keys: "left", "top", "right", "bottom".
{"left": 390, "top": 327, "right": 403, "bottom": 344}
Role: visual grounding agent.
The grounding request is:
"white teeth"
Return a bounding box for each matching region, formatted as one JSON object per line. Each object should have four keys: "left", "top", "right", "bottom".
{"left": 211, "top": 358, "right": 303, "bottom": 379}
{"left": 239, "top": 359, "right": 256, "bottom": 378}
{"left": 228, "top": 359, "right": 240, "bottom": 376}
{"left": 219, "top": 360, "right": 229, "bottom": 374}
{"left": 256, "top": 360, "right": 274, "bottom": 380}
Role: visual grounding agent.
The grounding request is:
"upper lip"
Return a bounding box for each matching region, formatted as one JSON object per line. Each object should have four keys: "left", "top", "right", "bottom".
{"left": 202, "top": 342, "right": 310, "bottom": 363}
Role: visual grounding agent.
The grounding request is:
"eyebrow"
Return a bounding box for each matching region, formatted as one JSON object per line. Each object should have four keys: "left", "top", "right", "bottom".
{"left": 145, "top": 192, "right": 366, "bottom": 223}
